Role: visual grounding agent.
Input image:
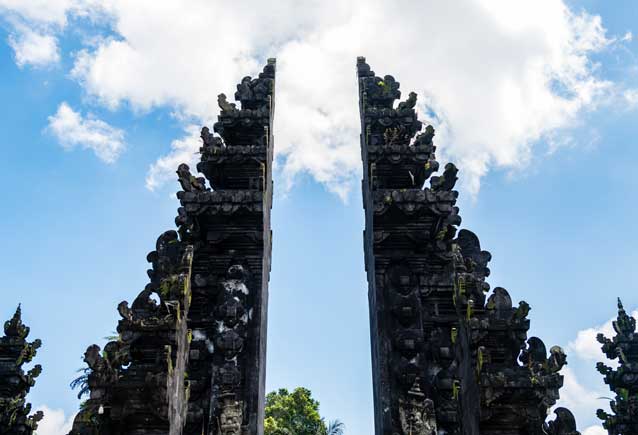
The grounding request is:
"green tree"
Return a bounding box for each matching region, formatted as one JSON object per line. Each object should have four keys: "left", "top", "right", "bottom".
{"left": 264, "top": 387, "right": 344, "bottom": 435}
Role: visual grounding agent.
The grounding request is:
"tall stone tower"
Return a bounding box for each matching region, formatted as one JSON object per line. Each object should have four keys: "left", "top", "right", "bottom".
{"left": 357, "top": 57, "right": 578, "bottom": 435}
{"left": 69, "top": 59, "right": 276, "bottom": 435}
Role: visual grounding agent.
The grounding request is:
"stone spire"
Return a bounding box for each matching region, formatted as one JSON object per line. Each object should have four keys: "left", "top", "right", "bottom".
{"left": 0, "top": 306, "right": 44, "bottom": 434}
{"left": 357, "top": 56, "right": 578, "bottom": 435}
{"left": 596, "top": 299, "right": 638, "bottom": 435}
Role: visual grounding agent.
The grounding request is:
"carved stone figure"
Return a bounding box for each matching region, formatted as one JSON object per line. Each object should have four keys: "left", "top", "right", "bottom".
{"left": 546, "top": 408, "right": 581, "bottom": 435}
{"left": 218, "top": 397, "right": 243, "bottom": 435}
{"left": 399, "top": 379, "right": 436, "bottom": 435}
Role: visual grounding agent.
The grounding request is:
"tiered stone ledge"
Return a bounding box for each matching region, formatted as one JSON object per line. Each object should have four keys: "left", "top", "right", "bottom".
{"left": 177, "top": 190, "right": 264, "bottom": 215}
{"left": 372, "top": 188, "right": 459, "bottom": 218}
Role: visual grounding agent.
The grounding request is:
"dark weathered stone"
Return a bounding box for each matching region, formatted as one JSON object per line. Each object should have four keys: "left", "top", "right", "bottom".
{"left": 0, "top": 306, "right": 44, "bottom": 435}
{"left": 357, "top": 56, "right": 578, "bottom": 435}
{"left": 596, "top": 299, "right": 638, "bottom": 435}
{"left": 69, "top": 59, "right": 276, "bottom": 435}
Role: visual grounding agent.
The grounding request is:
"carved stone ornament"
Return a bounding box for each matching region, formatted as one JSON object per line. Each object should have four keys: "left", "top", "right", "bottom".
{"left": 218, "top": 397, "right": 243, "bottom": 435}
{"left": 398, "top": 379, "right": 437, "bottom": 435}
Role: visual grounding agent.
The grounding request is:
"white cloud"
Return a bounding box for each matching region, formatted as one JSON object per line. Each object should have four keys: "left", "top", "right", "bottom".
{"left": 2, "top": 0, "right": 634, "bottom": 198}
{"left": 0, "top": 0, "right": 106, "bottom": 68}
{"left": 0, "top": 0, "right": 105, "bottom": 26}
{"left": 555, "top": 367, "right": 607, "bottom": 417}
{"left": 624, "top": 89, "right": 638, "bottom": 108}
{"left": 47, "top": 102, "right": 125, "bottom": 163}
{"left": 34, "top": 406, "right": 74, "bottom": 435}
{"left": 8, "top": 26, "right": 59, "bottom": 67}
{"left": 0, "top": 0, "right": 74, "bottom": 26}
{"left": 567, "top": 309, "right": 638, "bottom": 361}
{"left": 583, "top": 426, "right": 607, "bottom": 435}
{"left": 63, "top": 0, "right": 624, "bottom": 197}
{"left": 568, "top": 319, "right": 615, "bottom": 362}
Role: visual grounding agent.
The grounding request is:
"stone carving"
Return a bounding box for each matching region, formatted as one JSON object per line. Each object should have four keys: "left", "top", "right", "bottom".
{"left": 549, "top": 345, "right": 568, "bottom": 373}
{"left": 399, "top": 379, "right": 436, "bottom": 435}
{"left": 177, "top": 163, "right": 207, "bottom": 192}
{"left": 0, "top": 306, "right": 44, "bottom": 435}
{"left": 67, "top": 59, "right": 276, "bottom": 435}
{"left": 430, "top": 163, "right": 458, "bottom": 192}
{"left": 357, "top": 56, "right": 577, "bottom": 435}
{"left": 70, "top": 58, "right": 276, "bottom": 434}
{"left": 457, "top": 229, "right": 491, "bottom": 282}
{"left": 218, "top": 397, "right": 243, "bottom": 435}
{"left": 546, "top": 408, "right": 581, "bottom": 435}
{"left": 218, "top": 94, "right": 237, "bottom": 113}
{"left": 214, "top": 264, "right": 250, "bottom": 365}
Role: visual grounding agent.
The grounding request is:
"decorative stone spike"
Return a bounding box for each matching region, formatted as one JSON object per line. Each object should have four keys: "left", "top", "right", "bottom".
{"left": 596, "top": 299, "right": 638, "bottom": 435}
{"left": 357, "top": 56, "right": 577, "bottom": 435}
{"left": 0, "top": 306, "right": 44, "bottom": 435}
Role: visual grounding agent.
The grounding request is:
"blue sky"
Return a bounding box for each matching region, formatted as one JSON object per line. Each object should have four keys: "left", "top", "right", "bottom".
{"left": 0, "top": 1, "right": 637, "bottom": 434}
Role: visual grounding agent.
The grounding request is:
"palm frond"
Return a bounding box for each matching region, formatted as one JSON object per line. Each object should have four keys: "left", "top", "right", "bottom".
{"left": 70, "top": 367, "right": 91, "bottom": 399}
{"left": 326, "top": 419, "right": 345, "bottom": 435}
{"left": 103, "top": 331, "right": 119, "bottom": 341}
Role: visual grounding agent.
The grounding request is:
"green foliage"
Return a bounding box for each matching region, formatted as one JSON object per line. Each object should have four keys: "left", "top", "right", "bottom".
{"left": 264, "top": 387, "right": 344, "bottom": 435}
